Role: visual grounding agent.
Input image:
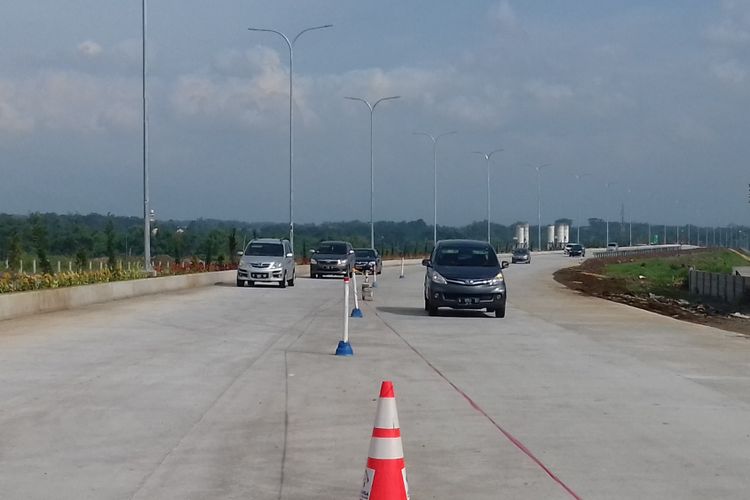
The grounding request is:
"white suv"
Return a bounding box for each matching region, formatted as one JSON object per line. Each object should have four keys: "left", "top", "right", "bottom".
{"left": 237, "top": 238, "right": 295, "bottom": 288}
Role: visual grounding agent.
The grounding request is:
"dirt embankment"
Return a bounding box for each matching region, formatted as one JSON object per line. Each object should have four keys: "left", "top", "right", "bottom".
{"left": 554, "top": 253, "right": 750, "bottom": 336}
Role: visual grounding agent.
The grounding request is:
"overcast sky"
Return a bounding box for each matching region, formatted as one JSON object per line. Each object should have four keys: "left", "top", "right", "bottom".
{"left": 1, "top": 1, "right": 749, "bottom": 227}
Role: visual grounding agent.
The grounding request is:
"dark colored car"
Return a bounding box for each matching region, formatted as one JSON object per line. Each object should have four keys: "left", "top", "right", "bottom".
{"left": 354, "top": 248, "right": 382, "bottom": 274}
{"left": 310, "top": 241, "right": 355, "bottom": 278}
{"left": 511, "top": 247, "right": 531, "bottom": 264}
{"left": 422, "top": 239, "right": 509, "bottom": 318}
{"left": 568, "top": 243, "right": 586, "bottom": 257}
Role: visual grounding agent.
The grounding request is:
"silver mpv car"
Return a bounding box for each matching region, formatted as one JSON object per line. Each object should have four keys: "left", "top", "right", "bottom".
{"left": 237, "top": 238, "right": 295, "bottom": 288}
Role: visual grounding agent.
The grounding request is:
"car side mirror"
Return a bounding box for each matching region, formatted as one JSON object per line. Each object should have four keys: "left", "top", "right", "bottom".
{"left": 309, "top": 249, "right": 316, "bottom": 254}
{"left": 286, "top": 253, "right": 293, "bottom": 258}
{"left": 349, "top": 249, "right": 355, "bottom": 254}
{"left": 236, "top": 251, "right": 243, "bottom": 256}
{"left": 421, "top": 259, "right": 432, "bottom": 267}
{"left": 501, "top": 260, "right": 510, "bottom": 269}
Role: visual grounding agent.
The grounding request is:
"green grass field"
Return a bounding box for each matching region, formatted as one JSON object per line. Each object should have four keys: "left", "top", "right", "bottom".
{"left": 603, "top": 250, "right": 749, "bottom": 298}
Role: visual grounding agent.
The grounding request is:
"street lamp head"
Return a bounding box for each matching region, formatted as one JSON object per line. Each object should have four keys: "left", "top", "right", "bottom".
{"left": 473, "top": 148, "right": 503, "bottom": 160}
{"left": 373, "top": 95, "right": 401, "bottom": 108}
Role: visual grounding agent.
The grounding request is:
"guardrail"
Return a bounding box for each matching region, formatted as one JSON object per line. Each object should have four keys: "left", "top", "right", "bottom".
{"left": 591, "top": 245, "right": 683, "bottom": 259}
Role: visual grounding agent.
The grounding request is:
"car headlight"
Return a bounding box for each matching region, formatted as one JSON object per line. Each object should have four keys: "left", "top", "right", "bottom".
{"left": 489, "top": 273, "right": 505, "bottom": 285}
{"left": 310, "top": 258, "right": 317, "bottom": 264}
{"left": 337, "top": 259, "right": 346, "bottom": 265}
{"left": 369, "top": 261, "right": 376, "bottom": 266}
{"left": 270, "top": 262, "right": 282, "bottom": 269}
{"left": 430, "top": 271, "right": 447, "bottom": 284}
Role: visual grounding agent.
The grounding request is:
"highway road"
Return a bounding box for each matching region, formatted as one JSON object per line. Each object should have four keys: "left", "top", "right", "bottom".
{"left": 1, "top": 253, "right": 750, "bottom": 499}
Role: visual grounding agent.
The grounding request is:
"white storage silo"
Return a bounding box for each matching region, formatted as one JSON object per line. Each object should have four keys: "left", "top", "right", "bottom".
{"left": 522, "top": 224, "right": 530, "bottom": 246}
{"left": 547, "top": 225, "right": 555, "bottom": 249}
{"left": 555, "top": 223, "right": 565, "bottom": 246}
{"left": 563, "top": 224, "right": 570, "bottom": 244}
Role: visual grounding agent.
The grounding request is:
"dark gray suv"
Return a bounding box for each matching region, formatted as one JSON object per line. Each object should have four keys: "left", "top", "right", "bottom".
{"left": 310, "top": 241, "right": 355, "bottom": 278}
{"left": 422, "top": 239, "right": 509, "bottom": 317}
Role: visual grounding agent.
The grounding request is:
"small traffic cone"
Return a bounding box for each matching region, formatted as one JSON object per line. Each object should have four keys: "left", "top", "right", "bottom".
{"left": 360, "top": 381, "right": 409, "bottom": 500}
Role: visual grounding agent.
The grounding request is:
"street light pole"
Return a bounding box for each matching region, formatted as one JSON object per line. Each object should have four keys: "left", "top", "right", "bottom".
{"left": 248, "top": 24, "right": 332, "bottom": 253}
{"left": 533, "top": 164, "right": 551, "bottom": 251}
{"left": 473, "top": 149, "right": 504, "bottom": 244}
{"left": 605, "top": 181, "right": 618, "bottom": 247}
{"left": 415, "top": 131, "right": 457, "bottom": 248}
{"left": 345, "top": 95, "right": 401, "bottom": 249}
{"left": 574, "top": 173, "right": 591, "bottom": 243}
{"left": 141, "top": 0, "right": 153, "bottom": 274}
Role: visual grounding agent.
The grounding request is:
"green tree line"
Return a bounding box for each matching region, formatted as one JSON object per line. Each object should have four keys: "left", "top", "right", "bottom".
{"left": 0, "top": 212, "right": 744, "bottom": 270}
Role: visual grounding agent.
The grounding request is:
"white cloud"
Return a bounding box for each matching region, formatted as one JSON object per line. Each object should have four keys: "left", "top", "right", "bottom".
{"left": 705, "top": 1, "right": 750, "bottom": 44}
{"left": 489, "top": 1, "right": 521, "bottom": 35}
{"left": 705, "top": 22, "right": 750, "bottom": 44}
{"left": 712, "top": 59, "right": 747, "bottom": 84}
{"left": 171, "top": 46, "right": 291, "bottom": 128}
{"left": 77, "top": 40, "right": 103, "bottom": 58}
{"left": 0, "top": 81, "right": 35, "bottom": 133}
{"left": 524, "top": 80, "right": 574, "bottom": 108}
{"left": 0, "top": 72, "right": 139, "bottom": 134}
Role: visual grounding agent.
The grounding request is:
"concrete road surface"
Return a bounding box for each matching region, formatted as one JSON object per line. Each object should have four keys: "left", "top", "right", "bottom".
{"left": 1, "top": 253, "right": 750, "bottom": 499}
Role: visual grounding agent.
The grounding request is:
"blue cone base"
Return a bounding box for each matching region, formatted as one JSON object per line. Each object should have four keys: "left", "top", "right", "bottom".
{"left": 351, "top": 308, "right": 364, "bottom": 318}
{"left": 335, "top": 341, "right": 354, "bottom": 356}
{"left": 399, "top": 275, "right": 405, "bottom": 279}
{"left": 372, "top": 282, "right": 379, "bottom": 288}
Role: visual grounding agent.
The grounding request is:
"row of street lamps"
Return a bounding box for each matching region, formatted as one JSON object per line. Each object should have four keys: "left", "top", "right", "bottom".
{"left": 143, "top": 17, "right": 713, "bottom": 261}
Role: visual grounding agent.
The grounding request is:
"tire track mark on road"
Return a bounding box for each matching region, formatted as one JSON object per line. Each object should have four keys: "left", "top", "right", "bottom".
{"left": 373, "top": 307, "right": 583, "bottom": 500}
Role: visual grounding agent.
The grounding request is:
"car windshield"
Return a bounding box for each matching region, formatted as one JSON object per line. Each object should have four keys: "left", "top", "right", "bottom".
{"left": 434, "top": 245, "right": 499, "bottom": 267}
{"left": 245, "top": 243, "right": 284, "bottom": 256}
{"left": 355, "top": 249, "right": 376, "bottom": 258}
{"left": 317, "top": 243, "right": 348, "bottom": 255}
{"left": 513, "top": 249, "right": 528, "bottom": 255}
{"left": 571, "top": 245, "right": 582, "bottom": 250}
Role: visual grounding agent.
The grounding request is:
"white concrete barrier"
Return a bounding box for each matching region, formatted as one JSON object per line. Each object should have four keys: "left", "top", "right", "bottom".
{"left": 0, "top": 270, "right": 236, "bottom": 322}
{"left": 0, "top": 259, "right": 423, "bottom": 322}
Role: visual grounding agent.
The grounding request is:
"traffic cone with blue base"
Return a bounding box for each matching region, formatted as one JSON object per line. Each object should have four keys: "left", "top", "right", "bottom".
{"left": 360, "top": 381, "right": 409, "bottom": 500}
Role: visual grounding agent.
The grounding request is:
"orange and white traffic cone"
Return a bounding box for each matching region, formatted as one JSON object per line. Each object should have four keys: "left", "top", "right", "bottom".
{"left": 360, "top": 381, "right": 409, "bottom": 500}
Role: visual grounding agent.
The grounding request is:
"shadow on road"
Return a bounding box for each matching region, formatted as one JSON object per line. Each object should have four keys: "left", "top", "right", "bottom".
{"left": 377, "top": 306, "right": 491, "bottom": 318}
{"left": 376, "top": 306, "right": 426, "bottom": 317}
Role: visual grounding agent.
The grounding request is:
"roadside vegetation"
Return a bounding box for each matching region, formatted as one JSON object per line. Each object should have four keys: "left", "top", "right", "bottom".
{"left": 602, "top": 249, "right": 748, "bottom": 298}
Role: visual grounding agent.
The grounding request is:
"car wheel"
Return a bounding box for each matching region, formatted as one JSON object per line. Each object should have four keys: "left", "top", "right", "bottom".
{"left": 425, "top": 297, "right": 438, "bottom": 316}
{"left": 236, "top": 279, "right": 244, "bottom": 287}
{"left": 288, "top": 271, "right": 295, "bottom": 287}
{"left": 279, "top": 272, "right": 287, "bottom": 288}
{"left": 495, "top": 305, "right": 506, "bottom": 318}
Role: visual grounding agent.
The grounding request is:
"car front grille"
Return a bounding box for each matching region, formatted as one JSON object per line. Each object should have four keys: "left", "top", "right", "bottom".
{"left": 445, "top": 278, "right": 492, "bottom": 286}
{"left": 251, "top": 263, "right": 271, "bottom": 268}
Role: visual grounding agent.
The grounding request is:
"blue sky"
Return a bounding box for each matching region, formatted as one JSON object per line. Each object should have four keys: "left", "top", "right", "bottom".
{"left": 1, "top": 1, "right": 749, "bottom": 227}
